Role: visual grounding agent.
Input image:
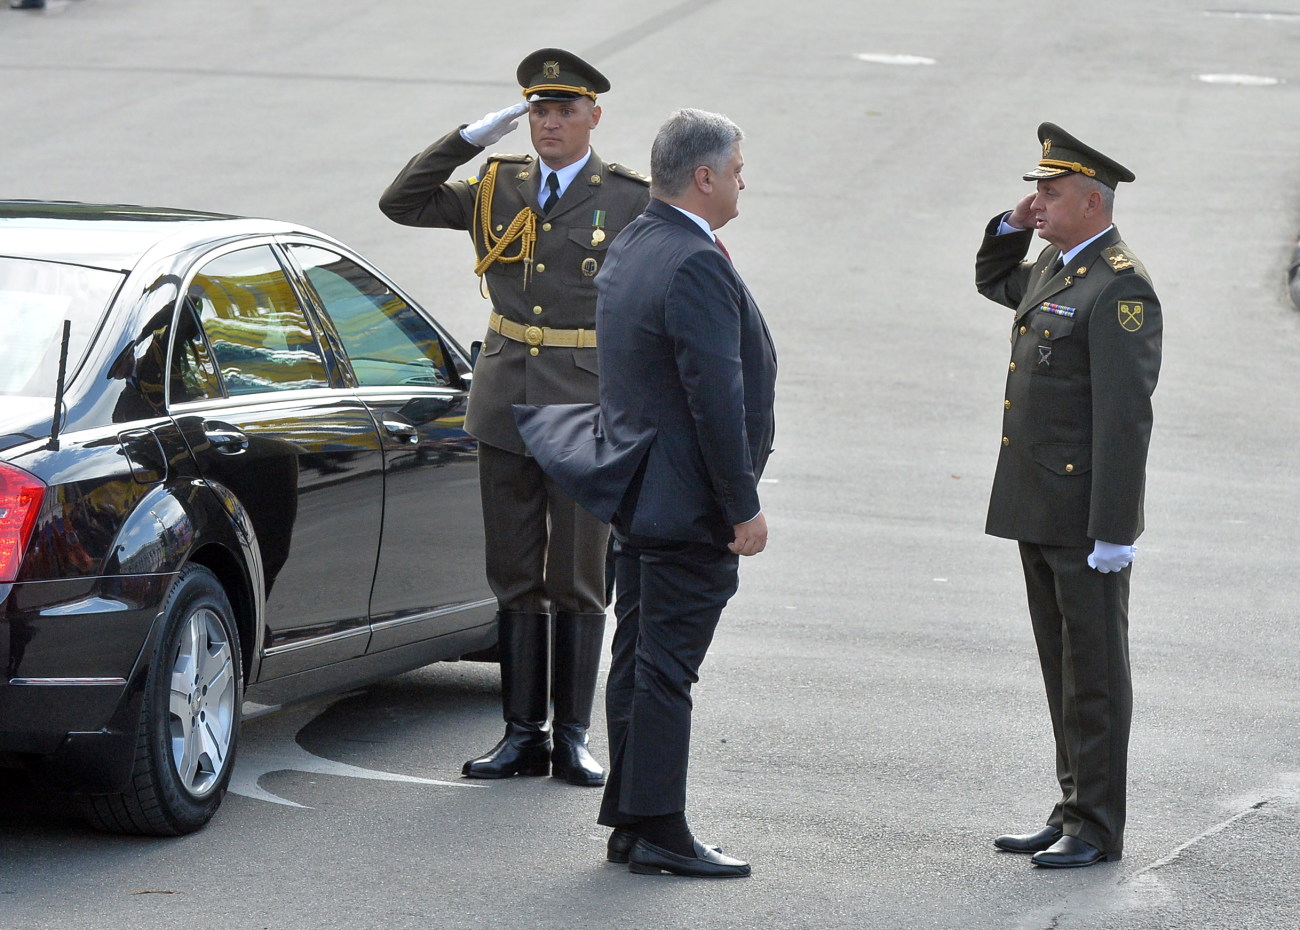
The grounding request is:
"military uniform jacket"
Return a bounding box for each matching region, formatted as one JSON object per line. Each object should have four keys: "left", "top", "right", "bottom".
{"left": 975, "top": 216, "right": 1162, "bottom": 547}
{"left": 379, "top": 128, "right": 650, "bottom": 453}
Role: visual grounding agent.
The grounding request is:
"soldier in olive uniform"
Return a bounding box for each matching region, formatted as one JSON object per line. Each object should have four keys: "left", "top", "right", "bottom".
{"left": 975, "top": 123, "right": 1162, "bottom": 868}
{"left": 379, "top": 49, "right": 650, "bottom": 787}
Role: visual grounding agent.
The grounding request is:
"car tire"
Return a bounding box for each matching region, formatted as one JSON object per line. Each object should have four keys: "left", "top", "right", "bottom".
{"left": 80, "top": 564, "right": 242, "bottom": 835}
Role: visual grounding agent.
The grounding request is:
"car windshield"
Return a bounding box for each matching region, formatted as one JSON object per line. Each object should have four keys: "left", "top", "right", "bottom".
{"left": 0, "top": 256, "right": 124, "bottom": 397}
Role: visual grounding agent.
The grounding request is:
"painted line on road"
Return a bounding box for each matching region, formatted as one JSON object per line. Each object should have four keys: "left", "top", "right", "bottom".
{"left": 855, "top": 53, "right": 936, "bottom": 66}
{"left": 1203, "top": 9, "right": 1300, "bottom": 21}
{"left": 1197, "top": 73, "right": 1285, "bottom": 85}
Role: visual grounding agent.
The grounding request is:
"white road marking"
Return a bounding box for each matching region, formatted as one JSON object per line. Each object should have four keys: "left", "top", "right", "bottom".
{"left": 855, "top": 53, "right": 936, "bottom": 66}
{"left": 229, "top": 695, "right": 482, "bottom": 808}
{"left": 1197, "top": 73, "right": 1284, "bottom": 85}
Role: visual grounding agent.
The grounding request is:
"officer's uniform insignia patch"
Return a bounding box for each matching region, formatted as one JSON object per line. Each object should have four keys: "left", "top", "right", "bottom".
{"left": 1118, "top": 301, "right": 1144, "bottom": 332}
{"left": 1105, "top": 247, "right": 1135, "bottom": 272}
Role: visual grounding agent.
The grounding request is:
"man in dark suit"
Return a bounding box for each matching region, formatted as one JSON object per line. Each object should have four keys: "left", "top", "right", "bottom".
{"left": 515, "top": 108, "right": 776, "bottom": 877}
{"left": 975, "top": 123, "right": 1162, "bottom": 868}
{"left": 379, "top": 50, "right": 649, "bottom": 787}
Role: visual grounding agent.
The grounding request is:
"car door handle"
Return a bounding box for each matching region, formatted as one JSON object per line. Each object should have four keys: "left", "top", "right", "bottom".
{"left": 381, "top": 418, "right": 419, "bottom": 444}
{"left": 202, "top": 422, "right": 250, "bottom": 454}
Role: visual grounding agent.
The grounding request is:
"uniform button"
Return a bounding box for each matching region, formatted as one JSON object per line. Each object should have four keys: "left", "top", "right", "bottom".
{"left": 533, "top": 305, "right": 543, "bottom": 315}
{"left": 495, "top": 224, "right": 503, "bottom": 232}
{"left": 529, "top": 347, "right": 539, "bottom": 356}
{"left": 1043, "top": 329, "right": 1051, "bottom": 337}
{"left": 536, "top": 263, "right": 546, "bottom": 272}
{"left": 542, "top": 223, "right": 552, "bottom": 232}
{"left": 1065, "top": 464, "right": 1074, "bottom": 473}
{"left": 1002, "top": 436, "right": 1010, "bottom": 446}
{"left": 1004, "top": 399, "right": 1011, "bottom": 410}
{"left": 1019, "top": 325, "right": 1027, "bottom": 335}
{"left": 1009, "top": 362, "right": 1017, "bottom": 372}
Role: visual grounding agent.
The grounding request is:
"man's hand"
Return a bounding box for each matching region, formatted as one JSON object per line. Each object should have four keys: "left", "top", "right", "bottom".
{"left": 461, "top": 102, "right": 529, "bottom": 147}
{"left": 1088, "top": 540, "right": 1136, "bottom": 573}
{"left": 1006, "top": 193, "right": 1037, "bottom": 231}
{"left": 729, "top": 512, "right": 768, "bottom": 556}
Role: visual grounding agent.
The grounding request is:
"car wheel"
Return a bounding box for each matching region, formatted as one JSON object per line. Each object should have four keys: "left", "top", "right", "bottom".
{"left": 80, "top": 564, "right": 242, "bottom": 835}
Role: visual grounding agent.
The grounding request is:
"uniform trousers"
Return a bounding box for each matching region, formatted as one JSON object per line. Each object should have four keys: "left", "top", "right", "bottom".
{"left": 598, "top": 533, "right": 739, "bottom": 826}
{"left": 478, "top": 441, "right": 609, "bottom": 614}
{"left": 1018, "top": 541, "right": 1132, "bottom": 854}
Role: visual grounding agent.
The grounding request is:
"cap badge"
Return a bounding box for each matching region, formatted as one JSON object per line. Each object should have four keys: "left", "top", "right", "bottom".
{"left": 543, "top": 60, "right": 561, "bottom": 79}
{"left": 1042, "top": 139, "right": 1052, "bottom": 157}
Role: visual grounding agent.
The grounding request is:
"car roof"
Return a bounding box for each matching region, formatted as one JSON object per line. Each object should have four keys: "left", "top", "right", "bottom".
{"left": 0, "top": 201, "right": 312, "bottom": 271}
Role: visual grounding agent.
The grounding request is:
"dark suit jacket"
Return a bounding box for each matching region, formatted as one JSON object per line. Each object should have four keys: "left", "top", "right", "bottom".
{"left": 976, "top": 216, "right": 1162, "bottom": 547}
{"left": 515, "top": 199, "right": 777, "bottom": 546}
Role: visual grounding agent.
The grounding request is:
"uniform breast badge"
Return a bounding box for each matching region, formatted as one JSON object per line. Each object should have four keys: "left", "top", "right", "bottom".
{"left": 1118, "top": 301, "right": 1144, "bottom": 332}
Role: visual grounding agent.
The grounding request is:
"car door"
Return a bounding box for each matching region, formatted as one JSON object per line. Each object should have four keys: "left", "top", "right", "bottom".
{"left": 168, "top": 242, "right": 385, "bottom": 679}
{"left": 283, "top": 242, "right": 490, "bottom": 654}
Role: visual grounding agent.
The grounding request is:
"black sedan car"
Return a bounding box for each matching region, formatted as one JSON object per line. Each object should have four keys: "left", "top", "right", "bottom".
{"left": 0, "top": 202, "right": 496, "bottom": 835}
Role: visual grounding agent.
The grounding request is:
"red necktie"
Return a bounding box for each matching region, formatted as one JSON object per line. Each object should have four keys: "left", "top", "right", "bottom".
{"left": 714, "top": 236, "right": 732, "bottom": 262}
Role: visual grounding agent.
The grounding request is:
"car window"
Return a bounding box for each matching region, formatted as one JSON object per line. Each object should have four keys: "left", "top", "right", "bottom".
{"left": 0, "top": 257, "right": 123, "bottom": 397}
{"left": 168, "top": 295, "right": 223, "bottom": 404}
{"left": 288, "top": 244, "right": 452, "bottom": 388}
{"left": 188, "top": 245, "right": 329, "bottom": 396}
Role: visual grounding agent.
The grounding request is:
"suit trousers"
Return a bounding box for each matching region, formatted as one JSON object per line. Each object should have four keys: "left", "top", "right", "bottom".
{"left": 598, "top": 533, "right": 740, "bottom": 825}
{"left": 1018, "top": 541, "right": 1132, "bottom": 854}
{"left": 478, "top": 441, "right": 609, "bottom": 614}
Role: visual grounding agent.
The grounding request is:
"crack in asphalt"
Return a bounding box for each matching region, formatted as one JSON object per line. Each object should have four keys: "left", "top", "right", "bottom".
{"left": 1016, "top": 782, "right": 1300, "bottom": 929}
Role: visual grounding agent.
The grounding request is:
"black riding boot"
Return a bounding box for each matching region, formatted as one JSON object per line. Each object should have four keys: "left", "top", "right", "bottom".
{"left": 462, "top": 611, "right": 552, "bottom": 779}
{"left": 551, "top": 611, "right": 607, "bottom": 787}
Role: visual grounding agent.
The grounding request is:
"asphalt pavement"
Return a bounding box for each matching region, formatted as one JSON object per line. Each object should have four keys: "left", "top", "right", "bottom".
{"left": 3, "top": 1, "right": 1300, "bottom": 928}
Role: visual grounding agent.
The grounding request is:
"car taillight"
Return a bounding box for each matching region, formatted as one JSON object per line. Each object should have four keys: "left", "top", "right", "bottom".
{"left": 0, "top": 463, "right": 46, "bottom": 584}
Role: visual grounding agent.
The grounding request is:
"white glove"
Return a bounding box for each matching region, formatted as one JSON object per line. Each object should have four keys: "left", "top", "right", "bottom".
{"left": 1088, "top": 540, "right": 1136, "bottom": 573}
{"left": 460, "top": 102, "right": 528, "bottom": 147}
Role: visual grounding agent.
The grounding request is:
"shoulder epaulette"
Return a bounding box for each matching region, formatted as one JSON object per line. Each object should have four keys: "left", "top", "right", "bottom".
{"left": 487, "top": 152, "right": 532, "bottom": 165}
{"left": 607, "top": 163, "right": 650, "bottom": 185}
{"left": 1103, "top": 246, "right": 1136, "bottom": 273}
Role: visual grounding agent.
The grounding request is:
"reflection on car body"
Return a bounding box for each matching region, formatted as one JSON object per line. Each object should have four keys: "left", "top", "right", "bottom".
{"left": 0, "top": 201, "right": 494, "bottom": 836}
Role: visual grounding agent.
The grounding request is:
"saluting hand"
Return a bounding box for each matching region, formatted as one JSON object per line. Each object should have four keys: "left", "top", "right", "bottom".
{"left": 1006, "top": 193, "right": 1038, "bottom": 231}
{"left": 461, "top": 102, "right": 529, "bottom": 148}
{"left": 729, "top": 512, "right": 768, "bottom": 557}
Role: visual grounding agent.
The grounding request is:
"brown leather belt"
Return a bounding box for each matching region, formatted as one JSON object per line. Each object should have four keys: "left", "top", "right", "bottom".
{"left": 488, "top": 311, "right": 596, "bottom": 348}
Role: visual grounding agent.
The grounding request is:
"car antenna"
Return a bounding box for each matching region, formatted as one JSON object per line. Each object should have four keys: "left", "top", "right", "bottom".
{"left": 48, "top": 319, "right": 71, "bottom": 451}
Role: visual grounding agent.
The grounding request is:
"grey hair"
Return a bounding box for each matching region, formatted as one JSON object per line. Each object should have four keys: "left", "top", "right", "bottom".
{"left": 1080, "top": 174, "right": 1116, "bottom": 213}
{"left": 649, "top": 108, "right": 744, "bottom": 199}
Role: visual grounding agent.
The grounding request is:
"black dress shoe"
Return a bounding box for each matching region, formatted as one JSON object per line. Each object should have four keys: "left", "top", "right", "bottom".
{"left": 993, "top": 825, "right": 1063, "bottom": 854}
{"left": 607, "top": 828, "right": 637, "bottom": 863}
{"left": 628, "top": 838, "right": 750, "bottom": 878}
{"left": 1031, "top": 835, "right": 1121, "bottom": 868}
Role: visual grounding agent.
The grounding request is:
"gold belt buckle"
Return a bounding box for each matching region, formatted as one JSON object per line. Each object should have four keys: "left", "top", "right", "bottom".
{"left": 524, "top": 325, "right": 545, "bottom": 347}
